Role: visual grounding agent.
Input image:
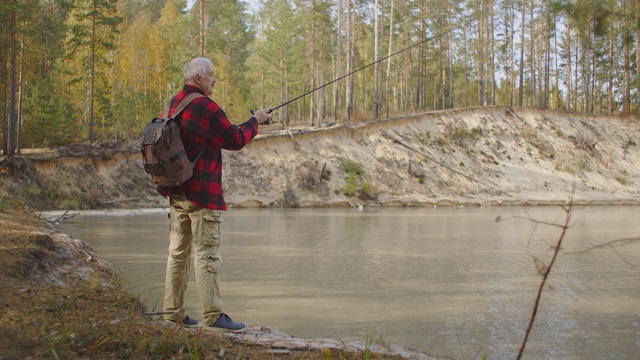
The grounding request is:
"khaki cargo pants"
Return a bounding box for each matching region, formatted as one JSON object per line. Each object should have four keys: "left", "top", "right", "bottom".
{"left": 164, "top": 195, "right": 223, "bottom": 326}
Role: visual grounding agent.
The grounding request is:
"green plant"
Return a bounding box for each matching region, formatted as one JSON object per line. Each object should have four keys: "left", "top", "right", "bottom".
{"left": 358, "top": 182, "right": 377, "bottom": 200}
{"left": 579, "top": 161, "right": 589, "bottom": 170}
{"left": 446, "top": 124, "right": 482, "bottom": 145}
{"left": 41, "top": 324, "right": 63, "bottom": 360}
{"left": 339, "top": 158, "right": 365, "bottom": 176}
{"left": 434, "top": 138, "right": 448, "bottom": 147}
{"left": 416, "top": 131, "right": 431, "bottom": 145}
{"left": 0, "top": 195, "right": 24, "bottom": 211}
{"left": 345, "top": 172, "right": 358, "bottom": 196}
{"left": 364, "top": 334, "right": 373, "bottom": 360}
{"left": 237, "top": 340, "right": 248, "bottom": 359}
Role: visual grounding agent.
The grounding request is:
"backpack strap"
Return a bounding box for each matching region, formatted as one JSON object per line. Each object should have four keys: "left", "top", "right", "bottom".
{"left": 161, "top": 92, "right": 205, "bottom": 118}
{"left": 192, "top": 144, "right": 208, "bottom": 163}
{"left": 161, "top": 92, "right": 208, "bottom": 163}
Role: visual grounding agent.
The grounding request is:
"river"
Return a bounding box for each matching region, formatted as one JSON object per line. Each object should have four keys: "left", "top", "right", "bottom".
{"left": 57, "top": 206, "right": 640, "bottom": 359}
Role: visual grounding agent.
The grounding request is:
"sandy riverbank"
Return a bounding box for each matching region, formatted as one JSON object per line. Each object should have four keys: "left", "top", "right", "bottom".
{"left": 2, "top": 107, "right": 639, "bottom": 212}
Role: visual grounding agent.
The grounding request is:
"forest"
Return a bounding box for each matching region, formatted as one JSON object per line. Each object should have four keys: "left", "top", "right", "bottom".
{"left": 2, "top": 0, "right": 640, "bottom": 156}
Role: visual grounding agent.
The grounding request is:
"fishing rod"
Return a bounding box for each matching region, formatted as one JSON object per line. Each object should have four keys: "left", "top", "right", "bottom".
{"left": 265, "top": 23, "right": 466, "bottom": 114}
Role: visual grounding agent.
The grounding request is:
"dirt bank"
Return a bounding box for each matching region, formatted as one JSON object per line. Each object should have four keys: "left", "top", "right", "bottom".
{"left": 2, "top": 106, "right": 640, "bottom": 211}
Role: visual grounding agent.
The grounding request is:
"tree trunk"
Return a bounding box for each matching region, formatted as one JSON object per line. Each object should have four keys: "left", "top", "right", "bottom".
{"left": 508, "top": 1, "right": 516, "bottom": 106}
{"left": 17, "top": 22, "right": 25, "bottom": 155}
{"left": 518, "top": 0, "right": 525, "bottom": 106}
{"left": 200, "top": 0, "right": 205, "bottom": 56}
{"left": 566, "top": 13, "right": 572, "bottom": 112}
{"left": 477, "top": 0, "right": 485, "bottom": 106}
{"left": 374, "top": 0, "right": 379, "bottom": 118}
{"left": 463, "top": 19, "right": 469, "bottom": 107}
{"left": 636, "top": 0, "right": 640, "bottom": 114}
{"left": 310, "top": 0, "right": 316, "bottom": 127}
{"left": 418, "top": 0, "right": 425, "bottom": 109}
{"left": 90, "top": 4, "right": 96, "bottom": 143}
{"left": 544, "top": 1, "right": 550, "bottom": 109}
{"left": 554, "top": 9, "right": 560, "bottom": 109}
{"left": 447, "top": 0, "right": 454, "bottom": 109}
{"left": 490, "top": 0, "right": 496, "bottom": 106}
{"left": 346, "top": 0, "right": 355, "bottom": 123}
{"left": 623, "top": 8, "right": 630, "bottom": 115}
{"left": 319, "top": 65, "right": 326, "bottom": 120}
{"left": 529, "top": 1, "right": 536, "bottom": 107}
{"left": 607, "top": 19, "right": 613, "bottom": 113}
{"left": 385, "top": 0, "right": 394, "bottom": 117}
{"left": 6, "top": 10, "right": 18, "bottom": 156}
{"left": 585, "top": 3, "right": 592, "bottom": 114}
{"left": 574, "top": 34, "right": 579, "bottom": 112}
{"left": 333, "top": 0, "right": 342, "bottom": 122}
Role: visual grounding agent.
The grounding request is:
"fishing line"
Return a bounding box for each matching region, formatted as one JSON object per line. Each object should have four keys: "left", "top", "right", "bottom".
{"left": 267, "top": 24, "right": 466, "bottom": 113}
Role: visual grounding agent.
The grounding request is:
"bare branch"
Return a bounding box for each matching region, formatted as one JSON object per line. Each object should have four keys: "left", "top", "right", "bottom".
{"left": 513, "top": 198, "right": 574, "bottom": 360}
{"left": 564, "top": 237, "right": 640, "bottom": 268}
{"left": 563, "top": 237, "right": 640, "bottom": 255}
{"left": 495, "top": 214, "right": 573, "bottom": 230}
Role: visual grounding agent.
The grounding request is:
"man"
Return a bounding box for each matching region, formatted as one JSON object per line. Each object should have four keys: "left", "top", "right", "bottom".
{"left": 159, "top": 57, "right": 272, "bottom": 331}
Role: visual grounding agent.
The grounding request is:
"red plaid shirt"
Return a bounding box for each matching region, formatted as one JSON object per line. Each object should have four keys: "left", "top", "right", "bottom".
{"left": 157, "top": 85, "right": 259, "bottom": 210}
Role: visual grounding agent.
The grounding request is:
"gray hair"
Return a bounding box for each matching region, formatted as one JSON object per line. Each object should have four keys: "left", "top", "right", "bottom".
{"left": 183, "top": 57, "right": 213, "bottom": 84}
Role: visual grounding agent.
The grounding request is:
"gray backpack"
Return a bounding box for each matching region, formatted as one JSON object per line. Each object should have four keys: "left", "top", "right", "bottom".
{"left": 141, "top": 93, "right": 206, "bottom": 186}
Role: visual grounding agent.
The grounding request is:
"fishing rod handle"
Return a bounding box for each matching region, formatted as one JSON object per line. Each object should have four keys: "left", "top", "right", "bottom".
{"left": 250, "top": 109, "right": 274, "bottom": 125}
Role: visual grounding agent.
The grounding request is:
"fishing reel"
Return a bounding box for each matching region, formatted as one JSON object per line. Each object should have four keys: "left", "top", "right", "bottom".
{"left": 250, "top": 109, "right": 275, "bottom": 125}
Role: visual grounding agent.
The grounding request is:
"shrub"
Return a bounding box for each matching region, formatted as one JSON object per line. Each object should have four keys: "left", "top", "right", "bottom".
{"left": 339, "top": 158, "right": 365, "bottom": 176}
{"left": 345, "top": 172, "right": 358, "bottom": 196}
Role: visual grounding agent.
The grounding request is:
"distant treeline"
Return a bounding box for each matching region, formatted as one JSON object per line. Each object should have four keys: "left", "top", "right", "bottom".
{"left": 2, "top": 0, "right": 639, "bottom": 154}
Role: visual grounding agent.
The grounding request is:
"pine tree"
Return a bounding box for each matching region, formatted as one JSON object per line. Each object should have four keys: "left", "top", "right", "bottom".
{"left": 65, "top": 0, "right": 122, "bottom": 143}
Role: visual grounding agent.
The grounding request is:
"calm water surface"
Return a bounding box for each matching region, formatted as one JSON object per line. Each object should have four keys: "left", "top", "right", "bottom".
{"left": 57, "top": 206, "right": 640, "bottom": 359}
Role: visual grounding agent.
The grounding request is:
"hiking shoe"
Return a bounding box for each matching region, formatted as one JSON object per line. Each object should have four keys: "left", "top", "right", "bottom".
{"left": 168, "top": 315, "right": 199, "bottom": 327}
{"left": 209, "top": 313, "right": 245, "bottom": 332}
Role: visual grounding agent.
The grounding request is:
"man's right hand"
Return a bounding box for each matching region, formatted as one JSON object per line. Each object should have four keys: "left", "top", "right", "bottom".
{"left": 253, "top": 109, "right": 273, "bottom": 125}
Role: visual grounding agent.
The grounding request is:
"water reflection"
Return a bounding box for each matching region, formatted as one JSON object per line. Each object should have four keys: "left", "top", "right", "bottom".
{"left": 57, "top": 206, "right": 640, "bottom": 359}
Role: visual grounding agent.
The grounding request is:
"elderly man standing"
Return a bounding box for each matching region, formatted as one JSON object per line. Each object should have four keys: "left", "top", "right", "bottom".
{"left": 158, "top": 57, "right": 272, "bottom": 331}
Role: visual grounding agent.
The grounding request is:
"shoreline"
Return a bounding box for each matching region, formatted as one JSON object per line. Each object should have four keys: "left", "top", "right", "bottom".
{"left": 39, "top": 196, "right": 640, "bottom": 220}
{"left": 0, "top": 210, "right": 441, "bottom": 359}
